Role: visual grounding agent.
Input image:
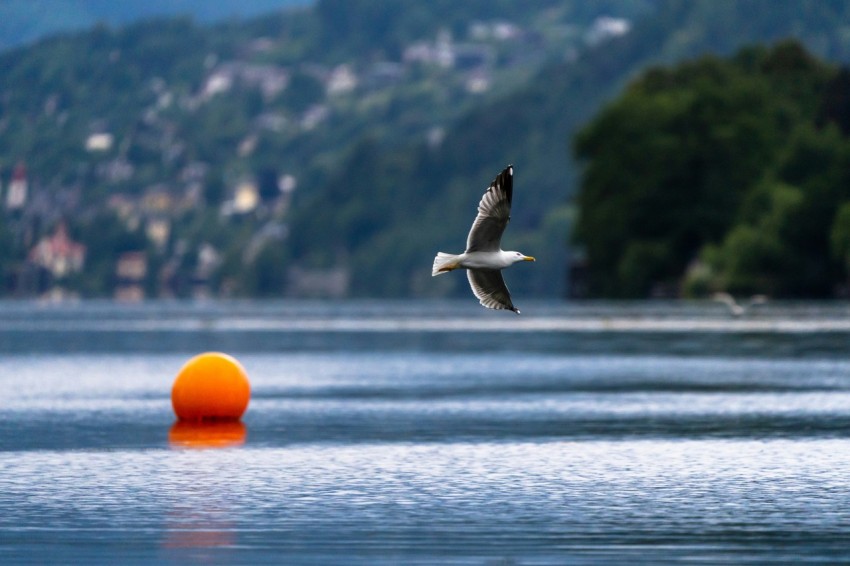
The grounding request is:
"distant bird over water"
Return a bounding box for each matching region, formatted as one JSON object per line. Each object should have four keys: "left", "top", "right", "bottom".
{"left": 712, "top": 292, "right": 768, "bottom": 317}
{"left": 432, "top": 165, "right": 535, "bottom": 314}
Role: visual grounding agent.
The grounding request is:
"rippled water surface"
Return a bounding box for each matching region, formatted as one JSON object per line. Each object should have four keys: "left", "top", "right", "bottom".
{"left": 2, "top": 300, "right": 850, "bottom": 564}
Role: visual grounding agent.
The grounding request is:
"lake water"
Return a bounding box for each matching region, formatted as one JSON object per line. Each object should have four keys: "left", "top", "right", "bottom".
{"left": 2, "top": 299, "right": 850, "bottom": 564}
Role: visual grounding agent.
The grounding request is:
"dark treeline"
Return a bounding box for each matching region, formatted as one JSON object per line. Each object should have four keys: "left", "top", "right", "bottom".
{"left": 574, "top": 41, "right": 850, "bottom": 298}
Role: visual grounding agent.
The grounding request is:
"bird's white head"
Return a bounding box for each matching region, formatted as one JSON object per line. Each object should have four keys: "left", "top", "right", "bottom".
{"left": 508, "top": 251, "right": 535, "bottom": 264}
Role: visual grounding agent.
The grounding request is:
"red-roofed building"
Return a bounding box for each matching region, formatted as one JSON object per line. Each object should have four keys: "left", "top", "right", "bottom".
{"left": 28, "top": 222, "right": 86, "bottom": 278}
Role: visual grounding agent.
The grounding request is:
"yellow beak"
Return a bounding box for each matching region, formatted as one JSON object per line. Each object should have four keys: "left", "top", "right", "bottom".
{"left": 523, "top": 256, "right": 536, "bottom": 262}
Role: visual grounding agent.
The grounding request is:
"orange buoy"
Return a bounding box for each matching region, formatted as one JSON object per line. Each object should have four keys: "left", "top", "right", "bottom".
{"left": 171, "top": 352, "right": 250, "bottom": 421}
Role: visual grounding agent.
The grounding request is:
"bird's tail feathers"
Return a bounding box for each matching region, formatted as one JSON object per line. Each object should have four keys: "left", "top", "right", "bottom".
{"left": 432, "top": 252, "right": 461, "bottom": 276}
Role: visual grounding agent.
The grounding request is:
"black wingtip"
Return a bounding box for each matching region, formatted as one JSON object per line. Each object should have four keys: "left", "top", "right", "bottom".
{"left": 495, "top": 164, "right": 513, "bottom": 205}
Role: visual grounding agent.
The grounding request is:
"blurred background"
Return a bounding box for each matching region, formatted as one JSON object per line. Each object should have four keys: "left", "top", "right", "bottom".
{"left": 2, "top": 0, "right": 850, "bottom": 303}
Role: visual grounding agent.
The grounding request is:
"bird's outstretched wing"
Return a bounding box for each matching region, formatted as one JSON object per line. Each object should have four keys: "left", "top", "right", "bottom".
{"left": 465, "top": 165, "right": 512, "bottom": 253}
{"left": 467, "top": 269, "right": 519, "bottom": 314}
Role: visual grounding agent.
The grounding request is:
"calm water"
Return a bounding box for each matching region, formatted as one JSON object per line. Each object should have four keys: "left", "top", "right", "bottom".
{"left": 2, "top": 300, "right": 850, "bottom": 564}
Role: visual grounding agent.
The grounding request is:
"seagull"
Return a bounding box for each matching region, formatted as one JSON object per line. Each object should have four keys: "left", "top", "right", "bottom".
{"left": 432, "top": 164, "right": 535, "bottom": 314}
{"left": 712, "top": 292, "right": 768, "bottom": 317}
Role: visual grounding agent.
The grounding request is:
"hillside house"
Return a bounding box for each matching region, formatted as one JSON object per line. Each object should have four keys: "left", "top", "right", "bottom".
{"left": 6, "top": 163, "right": 27, "bottom": 211}
{"left": 114, "top": 251, "right": 148, "bottom": 302}
{"left": 28, "top": 222, "right": 86, "bottom": 278}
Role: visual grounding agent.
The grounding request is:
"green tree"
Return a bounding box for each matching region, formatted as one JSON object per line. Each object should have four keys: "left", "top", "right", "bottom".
{"left": 244, "top": 243, "right": 288, "bottom": 297}
{"left": 573, "top": 41, "right": 841, "bottom": 297}
{"left": 72, "top": 213, "right": 148, "bottom": 296}
{"left": 700, "top": 180, "right": 803, "bottom": 295}
{"left": 281, "top": 71, "right": 325, "bottom": 114}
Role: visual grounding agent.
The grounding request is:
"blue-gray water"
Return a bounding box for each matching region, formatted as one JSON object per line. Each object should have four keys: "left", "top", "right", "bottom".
{"left": 2, "top": 300, "right": 850, "bottom": 564}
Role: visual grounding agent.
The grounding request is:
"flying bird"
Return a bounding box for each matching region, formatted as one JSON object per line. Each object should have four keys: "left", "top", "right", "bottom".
{"left": 432, "top": 164, "right": 535, "bottom": 314}
{"left": 712, "top": 292, "right": 768, "bottom": 317}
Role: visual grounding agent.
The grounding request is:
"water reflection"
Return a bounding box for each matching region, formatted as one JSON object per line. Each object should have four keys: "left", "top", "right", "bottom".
{"left": 163, "top": 422, "right": 247, "bottom": 557}
{"left": 168, "top": 420, "right": 247, "bottom": 449}
{"left": 161, "top": 512, "right": 236, "bottom": 552}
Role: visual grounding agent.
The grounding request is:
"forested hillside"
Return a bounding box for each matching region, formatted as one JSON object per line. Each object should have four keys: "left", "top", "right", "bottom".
{"left": 336, "top": 0, "right": 850, "bottom": 301}
{"left": 4, "top": 0, "right": 850, "bottom": 300}
{"left": 0, "top": 0, "right": 647, "bottom": 299}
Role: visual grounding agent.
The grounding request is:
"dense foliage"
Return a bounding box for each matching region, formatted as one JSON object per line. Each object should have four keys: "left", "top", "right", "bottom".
{"left": 574, "top": 41, "right": 850, "bottom": 298}
{"left": 4, "top": 1, "right": 850, "bottom": 300}
{"left": 0, "top": 0, "right": 644, "bottom": 298}
{"left": 308, "top": 0, "right": 850, "bottom": 300}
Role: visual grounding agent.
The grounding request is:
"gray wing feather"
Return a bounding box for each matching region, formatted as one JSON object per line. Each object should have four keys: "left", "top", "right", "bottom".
{"left": 467, "top": 269, "right": 518, "bottom": 313}
{"left": 465, "top": 165, "right": 513, "bottom": 252}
